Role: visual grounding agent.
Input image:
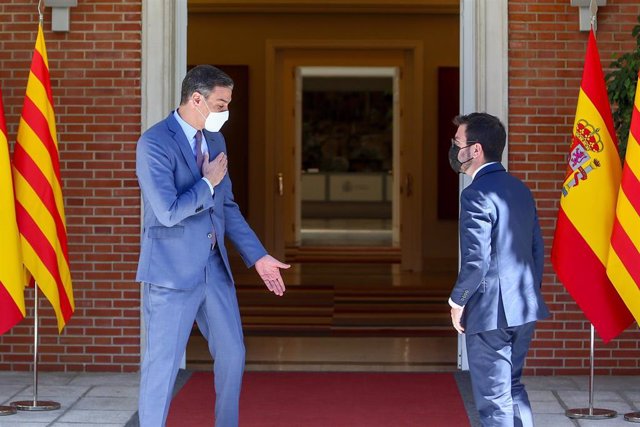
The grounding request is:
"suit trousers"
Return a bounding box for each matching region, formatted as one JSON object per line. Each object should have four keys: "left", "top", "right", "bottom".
{"left": 138, "top": 247, "right": 245, "bottom": 427}
{"left": 465, "top": 321, "right": 536, "bottom": 427}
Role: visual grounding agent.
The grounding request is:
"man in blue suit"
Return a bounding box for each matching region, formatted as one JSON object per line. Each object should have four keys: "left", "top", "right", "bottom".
{"left": 448, "top": 113, "right": 549, "bottom": 426}
{"left": 135, "top": 65, "right": 289, "bottom": 427}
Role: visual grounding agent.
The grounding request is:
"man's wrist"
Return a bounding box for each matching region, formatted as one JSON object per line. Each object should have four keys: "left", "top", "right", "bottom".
{"left": 448, "top": 297, "right": 463, "bottom": 309}
{"left": 201, "top": 177, "right": 214, "bottom": 194}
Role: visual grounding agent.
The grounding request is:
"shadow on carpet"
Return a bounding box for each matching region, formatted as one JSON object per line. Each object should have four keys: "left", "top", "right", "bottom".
{"left": 127, "top": 370, "right": 480, "bottom": 427}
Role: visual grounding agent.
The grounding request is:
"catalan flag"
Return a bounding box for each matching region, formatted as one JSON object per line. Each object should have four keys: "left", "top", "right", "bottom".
{"left": 606, "top": 72, "right": 640, "bottom": 324}
{"left": 0, "top": 86, "right": 27, "bottom": 335}
{"left": 551, "top": 29, "right": 633, "bottom": 343}
{"left": 12, "top": 24, "right": 74, "bottom": 332}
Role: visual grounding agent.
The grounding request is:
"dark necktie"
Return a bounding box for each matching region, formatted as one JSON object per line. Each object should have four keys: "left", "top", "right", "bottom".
{"left": 195, "top": 130, "right": 216, "bottom": 248}
{"left": 195, "top": 130, "right": 204, "bottom": 169}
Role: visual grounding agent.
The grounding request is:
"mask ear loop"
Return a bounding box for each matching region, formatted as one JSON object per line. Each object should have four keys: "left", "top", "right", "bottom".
{"left": 193, "top": 93, "right": 212, "bottom": 124}
{"left": 473, "top": 142, "right": 482, "bottom": 159}
{"left": 197, "top": 93, "right": 215, "bottom": 115}
{"left": 191, "top": 95, "right": 200, "bottom": 113}
{"left": 470, "top": 142, "right": 479, "bottom": 159}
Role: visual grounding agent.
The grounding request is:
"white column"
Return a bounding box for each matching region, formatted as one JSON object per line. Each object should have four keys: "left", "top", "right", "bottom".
{"left": 461, "top": 0, "right": 509, "bottom": 161}
{"left": 141, "top": 0, "right": 187, "bottom": 131}
{"left": 457, "top": 0, "right": 509, "bottom": 370}
{"left": 139, "top": 0, "right": 188, "bottom": 363}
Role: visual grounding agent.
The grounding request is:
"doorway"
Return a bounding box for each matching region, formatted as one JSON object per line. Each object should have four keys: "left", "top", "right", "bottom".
{"left": 146, "top": 0, "right": 509, "bottom": 370}
{"left": 268, "top": 42, "right": 424, "bottom": 270}
{"left": 296, "top": 67, "right": 399, "bottom": 248}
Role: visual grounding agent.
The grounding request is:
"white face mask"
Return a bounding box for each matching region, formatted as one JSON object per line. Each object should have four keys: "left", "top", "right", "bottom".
{"left": 196, "top": 99, "right": 229, "bottom": 132}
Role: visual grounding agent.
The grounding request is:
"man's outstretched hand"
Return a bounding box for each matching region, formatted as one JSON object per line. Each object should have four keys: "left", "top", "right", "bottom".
{"left": 451, "top": 306, "right": 465, "bottom": 334}
{"left": 255, "top": 255, "right": 290, "bottom": 296}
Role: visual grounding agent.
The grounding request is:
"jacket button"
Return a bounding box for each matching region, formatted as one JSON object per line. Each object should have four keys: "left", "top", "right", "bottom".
{"left": 207, "top": 233, "right": 213, "bottom": 239}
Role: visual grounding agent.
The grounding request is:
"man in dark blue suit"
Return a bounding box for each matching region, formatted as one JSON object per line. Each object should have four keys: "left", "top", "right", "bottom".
{"left": 448, "top": 113, "right": 549, "bottom": 426}
{"left": 136, "top": 65, "right": 289, "bottom": 427}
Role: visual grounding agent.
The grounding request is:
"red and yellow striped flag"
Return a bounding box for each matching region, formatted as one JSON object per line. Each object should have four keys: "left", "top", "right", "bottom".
{"left": 607, "top": 72, "right": 640, "bottom": 324}
{"left": 551, "top": 29, "right": 633, "bottom": 343}
{"left": 12, "top": 24, "right": 74, "bottom": 332}
{"left": 0, "top": 86, "right": 27, "bottom": 335}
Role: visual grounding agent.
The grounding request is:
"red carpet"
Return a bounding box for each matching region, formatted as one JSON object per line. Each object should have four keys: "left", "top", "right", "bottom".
{"left": 167, "top": 372, "right": 471, "bottom": 427}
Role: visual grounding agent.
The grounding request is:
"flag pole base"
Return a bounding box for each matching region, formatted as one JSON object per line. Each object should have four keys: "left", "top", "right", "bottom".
{"left": 0, "top": 405, "right": 17, "bottom": 416}
{"left": 11, "top": 400, "right": 60, "bottom": 411}
{"left": 566, "top": 408, "right": 617, "bottom": 419}
{"left": 625, "top": 412, "right": 640, "bottom": 423}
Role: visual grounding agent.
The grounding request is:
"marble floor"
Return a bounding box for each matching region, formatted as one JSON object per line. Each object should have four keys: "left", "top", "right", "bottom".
{"left": 1, "top": 370, "right": 640, "bottom": 426}
{"left": 0, "top": 371, "right": 139, "bottom": 426}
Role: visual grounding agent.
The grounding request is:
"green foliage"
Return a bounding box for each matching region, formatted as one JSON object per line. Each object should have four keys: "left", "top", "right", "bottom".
{"left": 606, "top": 15, "right": 640, "bottom": 159}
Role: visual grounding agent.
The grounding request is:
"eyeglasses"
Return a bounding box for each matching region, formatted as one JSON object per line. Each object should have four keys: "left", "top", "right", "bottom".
{"left": 450, "top": 138, "right": 479, "bottom": 148}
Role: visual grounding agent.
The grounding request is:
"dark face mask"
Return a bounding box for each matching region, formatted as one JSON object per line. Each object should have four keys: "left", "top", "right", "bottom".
{"left": 448, "top": 143, "right": 474, "bottom": 174}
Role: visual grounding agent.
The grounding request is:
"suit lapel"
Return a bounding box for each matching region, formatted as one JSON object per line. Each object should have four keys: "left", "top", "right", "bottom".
{"left": 166, "top": 112, "right": 202, "bottom": 180}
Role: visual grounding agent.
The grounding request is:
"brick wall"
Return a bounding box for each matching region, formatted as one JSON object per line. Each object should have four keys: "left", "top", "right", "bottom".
{"left": 509, "top": 0, "right": 640, "bottom": 375}
{"left": 0, "top": 0, "right": 142, "bottom": 372}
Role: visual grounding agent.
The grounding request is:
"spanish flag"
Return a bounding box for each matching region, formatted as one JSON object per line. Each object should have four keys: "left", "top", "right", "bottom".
{"left": 0, "top": 86, "right": 27, "bottom": 335}
{"left": 551, "top": 29, "right": 633, "bottom": 343}
{"left": 606, "top": 72, "right": 640, "bottom": 324}
{"left": 12, "top": 24, "right": 74, "bottom": 332}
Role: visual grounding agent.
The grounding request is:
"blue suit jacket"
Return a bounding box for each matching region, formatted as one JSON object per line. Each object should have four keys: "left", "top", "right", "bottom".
{"left": 135, "top": 112, "right": 267, "bottom": 289}
{"left": 450, "top": 163, "right": 549, "bottom": 335}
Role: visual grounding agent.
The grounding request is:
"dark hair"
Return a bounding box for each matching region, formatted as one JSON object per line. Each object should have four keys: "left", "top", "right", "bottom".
{"left": 180, "top": 65, "right": 234, "bottom": 105}
{"left": 453, "top": 112, "right": 506, "bottom": 162}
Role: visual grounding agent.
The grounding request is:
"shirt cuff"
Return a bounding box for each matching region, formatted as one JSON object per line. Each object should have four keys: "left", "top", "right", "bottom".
{"left": 201, "top": 177, "right": 214, "bottom": 195}
{"left": 448, "top": 297, "right": 463, "bottom": 309}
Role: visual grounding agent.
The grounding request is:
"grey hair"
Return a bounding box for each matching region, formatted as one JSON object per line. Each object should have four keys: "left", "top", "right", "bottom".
{"left": 180, "top": 65, "right": 234, "bottom": 105}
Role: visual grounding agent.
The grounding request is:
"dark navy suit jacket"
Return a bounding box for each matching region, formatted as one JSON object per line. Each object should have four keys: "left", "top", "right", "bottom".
{"left": 135, "top": 112, "right": 267, "bottom": 289}
{"left": 449, "top": 163, "right": 549, "bottom": 335}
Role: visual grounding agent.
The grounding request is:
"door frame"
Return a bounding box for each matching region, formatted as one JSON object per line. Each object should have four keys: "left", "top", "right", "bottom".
{"left": 140, "top": 0, "right": 188, "bottom": 367}
{"left": 143, "top": 0, "right": 509, "bottom": 367}
{"left": 457, "top": 0, "right": 509, "bottom": 370}
{"left": 265, "top": 40, "right": 424, "bottom": 271}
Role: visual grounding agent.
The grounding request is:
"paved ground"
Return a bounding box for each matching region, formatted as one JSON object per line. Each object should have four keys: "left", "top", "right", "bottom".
{"left": 0, "top": 371, "right": 639, "bottom": 426}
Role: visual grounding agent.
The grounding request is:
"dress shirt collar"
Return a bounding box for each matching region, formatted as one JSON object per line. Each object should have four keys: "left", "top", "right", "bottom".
{"left": 472, "top": 161, "right": 498, "bottom": 181}
{"left": 173, "top": 109, "right": 200, "bottom": 151}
